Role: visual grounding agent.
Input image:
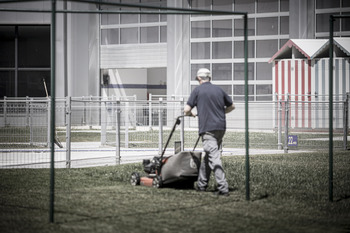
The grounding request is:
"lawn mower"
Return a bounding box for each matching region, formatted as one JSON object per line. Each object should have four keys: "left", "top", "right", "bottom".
{"left": 130, "top": 115, "right": 202, "bottom": 188}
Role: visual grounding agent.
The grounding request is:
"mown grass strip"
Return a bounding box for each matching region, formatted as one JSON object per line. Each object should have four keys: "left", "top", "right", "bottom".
{"left": 0, "top": 151, "right": 349, "bottom": 233}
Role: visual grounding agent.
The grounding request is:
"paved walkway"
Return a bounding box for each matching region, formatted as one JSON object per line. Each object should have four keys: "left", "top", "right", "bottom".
{"left": 0, "top": 141, "right": 310, "bottom": 168}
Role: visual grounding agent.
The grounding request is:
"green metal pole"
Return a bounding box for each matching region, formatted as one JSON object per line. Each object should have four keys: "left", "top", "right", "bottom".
{"left": 328, "top": 15, "right": 334, "bottom": 202}
{"left": 49, "top": 0, "right": 56, "bottom": 223}
{"left": 244, "top": 13, "right": 250, "bottom": 201}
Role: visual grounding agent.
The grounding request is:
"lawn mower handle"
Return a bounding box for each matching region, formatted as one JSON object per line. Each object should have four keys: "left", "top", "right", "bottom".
{"left": 159, "top": 115, "right": 184, "bottom": 159}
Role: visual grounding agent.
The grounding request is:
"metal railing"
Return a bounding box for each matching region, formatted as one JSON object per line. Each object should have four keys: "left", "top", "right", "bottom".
{"left": 0, "top": 93, "right": 349, "bottom": 168}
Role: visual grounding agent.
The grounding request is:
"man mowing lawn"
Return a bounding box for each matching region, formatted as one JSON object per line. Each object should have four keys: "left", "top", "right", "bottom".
{"left": 184, "top": 68, "right": 235, "bottom": 196}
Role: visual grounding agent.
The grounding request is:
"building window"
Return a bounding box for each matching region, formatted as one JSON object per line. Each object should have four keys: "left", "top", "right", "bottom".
{"left": 256, "top": 84, "right": 272, "bottom": 101}
{"left": 120, "top": 5, "right": 139, "bottom": 24}
{"left": 316, "top": 13, "right": 341, "bottom": 33}
{"left": 101, "top": 14, "right": 119, "bottom": 25}
{"left": 101, "top": 29, "right": 119, "bottom": 45}
{"left": 141, "top": 26, "right": 159, "bottom": 43}
{"left": 191, "top": 0, "right": 211, "bottom": 10}
{"left": 234, "top": 18, "right": 255, "bottom": 36}
{"left": 0, "top": 25, "right": 50, "bottom": 98}
{"left": 191, "top": 21, "right": 210, "bottom": 38}
{"left": 212, "top": 19, "right": 232, "bottom": 37}
{"left": 120, "top": 27, "right": 138, "bottom": 44}
{"left": 218, "top": 85, "right": 232, "bottom": 95}
{"left": 280, "top": 0, "right": 289, "bottom": 11}
{"left": 257, "top": 0, "right": 278, "bottom": 13}
{"left": 191, "top": 42, "right": 210, "bottom": 59}
{"left": 213, "top": 41, "right": 232, "bottom": 59}
{"left": 212, "top": 63, "right": 232, "bottom": 80}
{"left": 316, "top": 0, "right": 340, "bottom": 9}
{"left": 234, "top": 85, "right": 254, "bottom": 101}
{"left": 234, "top": 63, "right": 254, "bottom": 80}
{"left": 160, "top": 26, "right": 167, "bottom": 42}
{"left": 234, "top": 40, "right": 254, "bottom": 58}
{"left": 257, "top": 17, "right": 278, "bottom": 36}
{"left": 280, "top": 16, "right": 289, "bottom": 35}
{"left": 213, "top": 0, "right": 233, "bottom": 11}
{"left": 234, "top": 0, "right": 255, "bottom": 14}
{"left": 343, "top": 0, "right": 350, "bottom": 7}
{"left": 256, "top": 62, "right": 272, "bottom": 80}
{"left": 256, "top": 39, "right": 278, "bottom": 58}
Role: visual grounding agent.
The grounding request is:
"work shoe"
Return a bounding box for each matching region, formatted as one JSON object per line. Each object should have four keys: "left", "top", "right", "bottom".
{"left": 194, "top": 183, "right": 206, "bottom": 192}
{"left": 213, "top": 191, "right": 230, "bottom": 197}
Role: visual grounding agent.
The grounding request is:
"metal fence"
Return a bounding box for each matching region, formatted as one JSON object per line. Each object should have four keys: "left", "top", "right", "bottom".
{"left": 0, "top": 94, "right": 349, "bottom": 168}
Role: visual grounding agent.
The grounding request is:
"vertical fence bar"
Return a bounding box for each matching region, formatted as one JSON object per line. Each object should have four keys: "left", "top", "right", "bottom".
{"left": 89, "top": 95, "right": 92, "bottom": 129}
{"left": 116, "top": 100, "right": 121, "bottom": 165}
{"left": 29, "top": 98, "right": 33, "bottom": 146}
{"left": 83, "top": 96, "right": 86, "bottom": 125}
{"left": 159, "top": 98, "right": 163, "bottom": 155}
{"left": 244, "top": 13, "right": 250, "bottom": 201}
{"left": 26, "top": 96, "right": 29, "bottom": 126}
{"left": 180, "top": 98, "right": 184, "bottom": 151}
{"left": 329, "top": 15, "right": 334, "bottom": 202}
{"left": 125, "top": 102, "right": 129, "bottom": 148}
{"left": 278, "top": 97, "right": 282, "bottom": 150}
{"left": 149, "top": 93, "right": 152, "bottom": 129}
{"left": 101, "top": 100, "right": 107, "bottom": 145}
{"left": 49, "top": 0, "right": 56, "bottom": 223}
{"left": 344, "top": 93, "right": 349, "bottom": 150}
{"left": 66, "top": 96, "right": 71, "bottom": 168}
{"left": 3, "top": 96, "right": 7, "bottom": 126}
{"left": 47, "top": 98, "right": 51, "bottom": 147}
{"left": 284, "top": 94, "right": 289, "bottom": 153}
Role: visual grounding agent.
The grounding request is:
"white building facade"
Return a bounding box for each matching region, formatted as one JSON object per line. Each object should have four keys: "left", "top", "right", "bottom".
{"left": 0, "top": 0, "right": 349, "bottom": 101}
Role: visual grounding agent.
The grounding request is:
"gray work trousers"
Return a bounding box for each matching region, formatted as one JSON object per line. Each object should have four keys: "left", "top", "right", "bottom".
{"left": 197, "top": 130, "right": 229, "bottom": 193}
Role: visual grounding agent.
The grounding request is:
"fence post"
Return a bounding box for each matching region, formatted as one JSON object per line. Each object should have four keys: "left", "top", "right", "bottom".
{"left": 29, "top": 98, "right": 33, "bottom": 146}
{"left": 180, "top": 98, "right": 184, "bottom": 151}
{"left": 344, "top": 93, "right": 349, "bottom": 150}
{"left": 125, "top": 101, "right": 129, "bottom": 148}
{"left": 26, "top": 96, "right": 30, "bottom": 127}
{"left": 83, "top": 96, "right": 86, "bottom": 125}
{"left": 133, "top": 94, "right": 137, "bottom": 127}
{"left": 116, "top": 99, "right": 121, "bottom": 165}
{"left": 66, "top": 96, "right": 71, "bottom": 168}
{"left": 149, "top": 93, "right": 152, "bottom": 129}
{"left": 278, "top": 98, "right": 282, "bottom": 150}
{"left": 89, "top": 95, "right": 92, "bottom": 129}
{"left": 4, "top": 96, "right": 7, "bottom": 126}
{"left": 159, "top": 98, "right": 163, "bottom": 155}
{"left": 47, "top": 98, "right": 51, "bottom": 148}
{"left": 101, "top": 99, "right": 107, "bottom": 145}
{"left": 284, "top": 93, "right": 289, "bottom": 153}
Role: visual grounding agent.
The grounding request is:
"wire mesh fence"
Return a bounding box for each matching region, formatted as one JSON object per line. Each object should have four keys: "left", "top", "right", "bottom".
{"left": 0, "top": 93, "right": 349, "bottom": 168}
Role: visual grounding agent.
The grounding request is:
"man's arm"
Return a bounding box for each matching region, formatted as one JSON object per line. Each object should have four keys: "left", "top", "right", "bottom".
{"left": 225, "top": 103, "right": 235, "bottom": 114}
{"left": 184, "top": 104, "right": 196, "bottom": 117}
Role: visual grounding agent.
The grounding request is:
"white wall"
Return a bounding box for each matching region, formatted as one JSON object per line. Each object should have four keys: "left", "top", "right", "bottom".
{"left": 67, "top": 1, "right": 99, "bottom": 98}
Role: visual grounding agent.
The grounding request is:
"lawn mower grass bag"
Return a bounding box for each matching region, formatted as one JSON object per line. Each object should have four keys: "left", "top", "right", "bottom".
{"left": 160, "top": 150, "right": 202, "bottom": 185}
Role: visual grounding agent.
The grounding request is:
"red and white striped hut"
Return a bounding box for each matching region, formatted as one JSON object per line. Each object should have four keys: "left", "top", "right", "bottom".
{"left": 269, "top": 38, "right": 350, "bottom": 129}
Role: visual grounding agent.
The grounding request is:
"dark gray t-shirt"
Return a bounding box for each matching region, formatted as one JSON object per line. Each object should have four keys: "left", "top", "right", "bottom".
{"left": 187, "top": 82, "right": 233, "bottom": 135}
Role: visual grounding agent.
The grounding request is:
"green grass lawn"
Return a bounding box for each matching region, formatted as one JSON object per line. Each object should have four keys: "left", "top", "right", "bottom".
{"left": 1, "top": 151, "right": 349, "bottom": 233}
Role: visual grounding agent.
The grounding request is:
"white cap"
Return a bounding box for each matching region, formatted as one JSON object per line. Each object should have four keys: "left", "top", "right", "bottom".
{"left": 196, "top": 68, "right": 211, "bottom": 80}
